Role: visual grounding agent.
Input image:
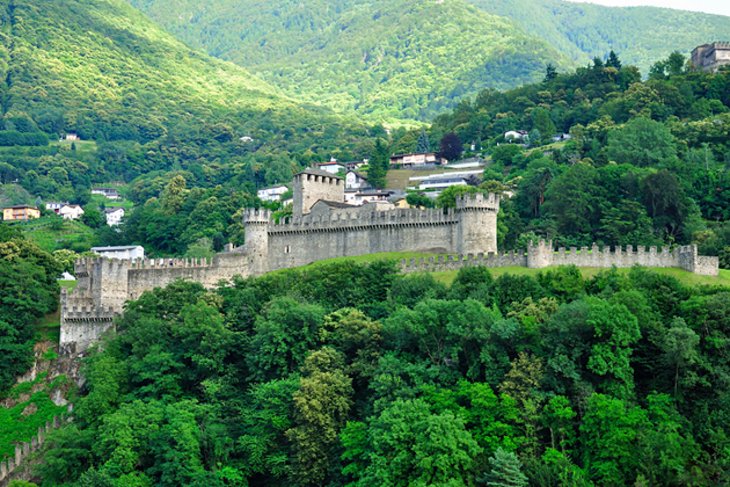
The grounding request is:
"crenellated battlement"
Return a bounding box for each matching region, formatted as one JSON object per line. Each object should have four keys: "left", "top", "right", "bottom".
{"left": 455, "top": 192, "right": 500, "bottom": 211}
{"left": 244, "top": 208, "right": 272, "bottom": 224}
{"left": 129, "top": 257, "right": 213, "bottom": 270}
{"left": 268, "top": 207, "right": 459, "bottom": 234}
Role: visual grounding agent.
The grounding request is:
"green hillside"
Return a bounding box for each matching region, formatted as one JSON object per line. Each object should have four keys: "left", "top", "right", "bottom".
{"left": 128, "top": 0, "right": 574, "bottom": 121}
{"left": 469, "top": 0, "right": 730, "bottom": 74}
{"left": 0, "top": 0, "right": 361, "bottom": 150}
{"left": 129, "top": 0, "right": 730, "bottom": 122}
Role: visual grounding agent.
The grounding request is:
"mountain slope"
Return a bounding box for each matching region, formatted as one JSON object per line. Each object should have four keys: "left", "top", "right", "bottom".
{"left": 468, "top": 0, "right": 730, "bottom": 74}
{"left": 0, "top": 0, "right": 358, "bottom": 149}
{"left": 128, "top": 0, "right": 574, "bottom": 121}
{"left": 130, "top": 0, "right": 730, "bottom": 122}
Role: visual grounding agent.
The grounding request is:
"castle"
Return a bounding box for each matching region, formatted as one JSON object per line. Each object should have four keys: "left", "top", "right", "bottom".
{"left": 60, "top": 169, "right": 719, "bottom": 355}
{"left": 691, "top": 42, "right": 730, "bottom": 72}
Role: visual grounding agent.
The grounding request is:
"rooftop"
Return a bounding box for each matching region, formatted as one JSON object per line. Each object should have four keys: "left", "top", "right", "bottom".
{"left": 3, "top": 205, "right": 38, "bottom": 210}
{"left": 91, "top": 245, "right": 142, "bottom": 252}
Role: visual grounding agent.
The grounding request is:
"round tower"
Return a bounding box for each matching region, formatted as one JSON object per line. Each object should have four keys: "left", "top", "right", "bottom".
{"left": 244, "top": 208, "right": 271, "bottom": 274}
{"left": 455, "top": 193, "right": 500, "bottom": 255}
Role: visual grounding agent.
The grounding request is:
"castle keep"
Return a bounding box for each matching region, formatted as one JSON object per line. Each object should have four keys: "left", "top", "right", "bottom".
{"left": 60, "top": 169, "right": 719, "bottom": 354}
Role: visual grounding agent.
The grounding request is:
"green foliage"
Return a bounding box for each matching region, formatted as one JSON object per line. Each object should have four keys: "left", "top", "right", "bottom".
{"left": 36, "top": 262, "right": 730, "bottom": 485}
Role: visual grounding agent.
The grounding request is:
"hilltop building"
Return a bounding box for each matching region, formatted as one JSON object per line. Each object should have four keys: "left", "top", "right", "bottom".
{"left": 257, "top": 185, "right": 289, "bottom": 202}
{"left": 91, "top": 245, "right": 144, "bottom": 260}
{"left": 104, "top": 207, "right": 125, "bottom": 226}
{"left": 59, "top": 204, "right": 84, "bottom": 220}
{"left": 91, "top": 187, "right": 120, "bottom": 200}
{"left": 2, "top": 205, "right": 40, "bottom": 221}
{"left": 389, "top": 152, "right": 445, "bottom": 167}
{"left": 691, "top": 42, "right": 730, "bottom": 72}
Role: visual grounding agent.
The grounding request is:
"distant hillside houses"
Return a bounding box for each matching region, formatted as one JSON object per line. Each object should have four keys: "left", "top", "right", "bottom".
{"left": 389, "top": 152, "right": 446, "bottom": 167}
{"left": 315, "top": 160, "right": 345, "bottom": 174}
{"left": 345, "top": 170, "right": 370, "bottom": 190}
{"left": 691, "top": 42, "right": 730, "bottom": 72}
{"left": 91, "top": 245, "right": 144, "bottom": 260}
{"left": 45, "top": 201, "right": 69, "bottom": 213}
{"left": 410, "top": 170, "right": 483, "bottom": 191}
{"left": 2, "top": 205, "right": 40, "bottom": 221}
{"left": 59, "top": 204, "right": 84, "bottom": 220}
{"left": 257, "top": 185, "right": 289, "bottom": 202}
{"left": 91, "top": 187, "right": 120, "bottom": 200}
{"left": 104, "top": 207, "right": 125, "bottom": 226}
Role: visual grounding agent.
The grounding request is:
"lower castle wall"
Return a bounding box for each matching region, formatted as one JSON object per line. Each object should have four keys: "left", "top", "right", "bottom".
{"left": 267, "top": 223, "right": 459, "bottom": 271}
{"left": 126, "top": 252, "right": 250, "bottom": 300}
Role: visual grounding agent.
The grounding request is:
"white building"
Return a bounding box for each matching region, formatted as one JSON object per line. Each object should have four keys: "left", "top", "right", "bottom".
{"left": 91, "top": 187, "right": 120, "bottom": 200}
{"left": 316, "top": 160, "right": 346, "bottom": 174}
{"left": 58, "top": 204, "right": 84, "bottom": 220}
{"left": 344, "top": 189, "right": 396, "bottom": 205}
{"left": 104, "top": 207, "right": 125, "bottom": 226}
{"left": 389, "top": 152, "right": 445, "bottom": 167}
{"left": 409, "top": 170, "right": 483, "bottom": 191}
{"left": 257, "top": 185, "right": 289, "bottom": 202}
{"left": 91, "top": 245, "right": 145, "bottom": 260}
{"left": 45, "top": 202, "right": 69, "bottom": 213}
{"left": 345, "top": 170, "right": 370, "bottom": 190}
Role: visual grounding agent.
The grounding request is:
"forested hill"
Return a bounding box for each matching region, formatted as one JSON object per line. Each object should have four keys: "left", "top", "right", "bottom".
{"left": 128, "top": 0, "right": 730, "bottom": 122}
{"left": 127, "top": 0, "right": 574, "bottom": 121}
{"left": 470, "top": 0, "right": 730, "bottom": 74}
{"left": 0, "top": 0, "right": 364, "bottom": 150}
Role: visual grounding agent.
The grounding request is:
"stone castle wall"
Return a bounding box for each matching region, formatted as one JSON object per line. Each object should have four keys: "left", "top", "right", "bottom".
{"left": 60, "top": 191, "right": 720, "bottom": 355}
{"left": 400, "top": 240, "right": 720, "bottom": 277}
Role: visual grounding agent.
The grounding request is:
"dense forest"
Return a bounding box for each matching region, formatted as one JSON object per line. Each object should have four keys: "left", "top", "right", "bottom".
{"left": 130, "top": 0, "right": 730, "bottom": 119}
{"left": 428, "top": 52, "right": 730, "bottom": 267}
{"left": 28, "top": 260, "right": 730, "bottom": 486}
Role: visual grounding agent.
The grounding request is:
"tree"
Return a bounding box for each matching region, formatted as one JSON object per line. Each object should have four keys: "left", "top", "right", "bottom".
{"left": 606, "top": 118, "right": 677, "bottom": 167}
{"left": 367, "top": 138, "right": 389, "bottom": 188}
{"left": 481, "top": 448, "right": 528, "bottom": 487}
{"left": 660, "top": 317, "right": 700, "bottom": 398}
{"left": 287, "top": 348, "right": 353, "bottom": 485}
{"left": 606, "top": 50, "right": 622, "bottom": 69}
{"left": 439, "top": 132, "right": 463, "bottom": 161}
{"left": 343, "top": 398, "right": 481, "bottom": 486}
{"left": 543, "top": 64, "right": 558, "bottom": 82}
{"left": 531, "top": 108, "right": 556, "bottom": 143}
{"left": 81, "top": 206, "right": 105, "bottom": 228}
{"left": 416, "top": 128, "right": 431, "bottom": 153}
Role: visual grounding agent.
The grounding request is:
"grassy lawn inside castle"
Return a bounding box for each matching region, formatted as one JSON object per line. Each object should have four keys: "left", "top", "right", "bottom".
{"left": 298, "top": 252, "right": 730, "bottom": 288}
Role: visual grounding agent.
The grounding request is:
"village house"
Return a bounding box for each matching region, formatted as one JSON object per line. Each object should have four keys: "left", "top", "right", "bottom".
{"left": 91, "top": 187, "right": 120, "bottom": 200}
{"left": 257, "top": 185, "right": 289, "bottom": 202}
{"left": 345, "top": 170, "right": 370, "bottom": 190}
{"left": 344, "top": 188, "right": 397, "bottom": 205}
{"left": 104, "top": 207, "right": 125, "bottom": 226}
{"left": 691, "top": 42, "right": 730, "bottom": 72}
{"left": 344, "top": 159, "right": 368, "bottom": 170}
{"left": 58, "top": 204, "right": 84, "bottom": 220}
{"left": 2, "top": 205, "right": 40, "bottom": 221}
{"left": 389, "top": 152, "right": 445, "bottom": 167}
{"left": 62, "top": 132, "right": 79, "bottom": 141}
{"left": 315, "top": 160, "right": 346, "bottom": 174}
{"left": 409, "top": 170, "right": 483, "bottom": 192}
{"left": 45, "top": 201, "right": 69, "bottom": 213}
{"left": 91, "top": 245, "right": 145, "bottom": 260}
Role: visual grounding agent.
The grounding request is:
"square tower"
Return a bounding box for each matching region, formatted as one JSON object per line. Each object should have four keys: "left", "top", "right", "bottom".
{"left": 293, "top": 168, "right": 345, "bottom": 216}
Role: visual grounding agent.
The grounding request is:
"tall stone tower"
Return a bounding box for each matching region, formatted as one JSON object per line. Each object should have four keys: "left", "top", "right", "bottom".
{"left": 455, "top": 193, "right": 500, "bottom": 255}
{"left": 292, "top": 169, "right": 344, "bottom": 216}
{"left": 244, "top": 208, "right": 271, "bottom": 274}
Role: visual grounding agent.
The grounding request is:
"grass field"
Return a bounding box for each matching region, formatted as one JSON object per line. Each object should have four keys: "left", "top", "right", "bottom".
{"left": 293, "top": 252, "right": 730, "bottom": 288}
{"left": 17, "top": 216, "right": 96, "bottom": 252}
{"left": 50, "top": 139, "right": 97, "bottom": 155}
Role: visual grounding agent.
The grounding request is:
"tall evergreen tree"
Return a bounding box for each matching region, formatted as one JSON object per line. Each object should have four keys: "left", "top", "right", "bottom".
{"left": 544, "top": 63, "right": 558, "bottom": 82}
{"left": 606, "top": 50, "right": 622, "bottom": 69}
{"left": 416, "top": 128, "right": 431, "bottom": 153}
{"left": 482, "top": 448, "right": 529, "bottom": 487}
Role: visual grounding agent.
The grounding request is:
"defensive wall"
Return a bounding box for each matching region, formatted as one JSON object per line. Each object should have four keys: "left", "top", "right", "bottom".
{"left": 399, "top": 240, "right": 720, "bottom": 276}
{"left": 60, "top": 191, "right": 720, "bottom": 356}
{"left": 0, "top": 414, "right": 68, "bottom": 486}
